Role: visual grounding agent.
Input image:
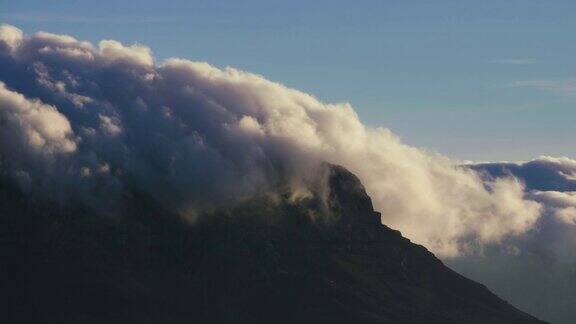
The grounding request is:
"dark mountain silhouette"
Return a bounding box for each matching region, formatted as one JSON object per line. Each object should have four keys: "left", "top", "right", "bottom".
{"left": 1, "top": 165, "right": 545, "bottom": 323}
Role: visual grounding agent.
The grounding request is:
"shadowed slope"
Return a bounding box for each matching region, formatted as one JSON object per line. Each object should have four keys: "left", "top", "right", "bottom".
{"left": 0, "top": 165, "right": 545, "bottom": 323}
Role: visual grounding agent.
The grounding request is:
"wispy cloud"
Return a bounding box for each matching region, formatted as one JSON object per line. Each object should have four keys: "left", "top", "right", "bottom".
{"left": 0, "top": 12, "right": 172, "bottom": 24}
{"left": 507, "top": 79, "right": 576, "bottom": 96}
{"left": 492, "top": 58, "right": 537, "bottom": 65}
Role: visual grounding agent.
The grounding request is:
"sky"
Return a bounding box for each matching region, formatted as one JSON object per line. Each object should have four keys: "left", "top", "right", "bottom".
{"left": 1, "top": 0, "right": 575, "bottom": 161}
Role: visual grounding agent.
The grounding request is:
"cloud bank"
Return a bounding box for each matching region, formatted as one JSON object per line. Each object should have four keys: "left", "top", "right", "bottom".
{"left": 0, "top": 25, "right": 568, "bottom": 259}
{"left": 473, "top": 156, "right": 576, "bottom": 226}
{"left": 453, "top": 157, "right": 576, "bottom": 323}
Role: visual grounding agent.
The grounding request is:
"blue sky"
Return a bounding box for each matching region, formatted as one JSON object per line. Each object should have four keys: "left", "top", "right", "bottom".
{"left": 1, "top": 0, "right": 575, "bottom": 161}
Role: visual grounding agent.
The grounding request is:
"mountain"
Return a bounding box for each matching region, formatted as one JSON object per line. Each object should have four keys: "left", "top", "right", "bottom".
{"left": 0, "top": 165, "right": 545, "bottom": 323}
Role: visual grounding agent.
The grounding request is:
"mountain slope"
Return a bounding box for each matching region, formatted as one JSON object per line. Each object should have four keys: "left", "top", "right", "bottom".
{"left": 0, "top": 165, "right": 545, "bottom": 323}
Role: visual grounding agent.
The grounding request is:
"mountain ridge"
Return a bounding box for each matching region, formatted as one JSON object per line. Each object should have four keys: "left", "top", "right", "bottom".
{"left": 0, "top": 164, "right": 546, "bottom": 323}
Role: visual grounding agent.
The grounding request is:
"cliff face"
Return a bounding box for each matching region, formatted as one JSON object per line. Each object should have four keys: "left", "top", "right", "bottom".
{"left": 1, "top": 165, "right": 545, "bottom": 323}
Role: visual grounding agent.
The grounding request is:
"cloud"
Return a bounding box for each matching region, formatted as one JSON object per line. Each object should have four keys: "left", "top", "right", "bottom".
{"left": 507, "top": 79, "right": 576, "bottom": 96}
{"left": 492, "top": 58, "right": 536, "bottom": 65}
{"left": 471, "top": 157, "right": 576, "bottom": 252}
{"left": 0, "top": 24, "right": 23, "bottom": 50}
{"left": 0, "top": 81, "right": 76, "bottom": 156}
{"left": 454, "top": 156, "right": 576, "bottom": 323}
{"left": 472, "top": 156, "right": 576, "bottom": 230}
{"left": 0, "top": 80, "right": 78, "bottom": 200}
{"left": 0, "top": 24, "right": 556, "bottom": 258}
{"left": 531, "top": 191, "right": 576, "bottom": 225}
{"left": 472, "top": 156, "right": 576, "bottom": 192}
{"left": 98, "top": 40, "right": 154, "bottom": 66}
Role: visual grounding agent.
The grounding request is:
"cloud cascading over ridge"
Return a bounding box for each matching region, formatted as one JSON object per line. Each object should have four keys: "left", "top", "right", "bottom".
{"left": 0, "top": 24, "right": 566, "bottom": 258}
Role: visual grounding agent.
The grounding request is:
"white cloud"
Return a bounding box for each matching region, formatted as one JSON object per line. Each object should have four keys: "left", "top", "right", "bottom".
{"left": 0, "top": 81, "right": 76, "bottom": 155}
{"left": 0, "top": 24, "right": 23, "bottom": 50}
{"left": 99, "top": 40, "right": 154, "bottom": 66}
{"left": 530, "top": 191, "right": 576, "bottom": 225}
{"left": 0, "top": 24, "right": 555, "bottom": 258}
